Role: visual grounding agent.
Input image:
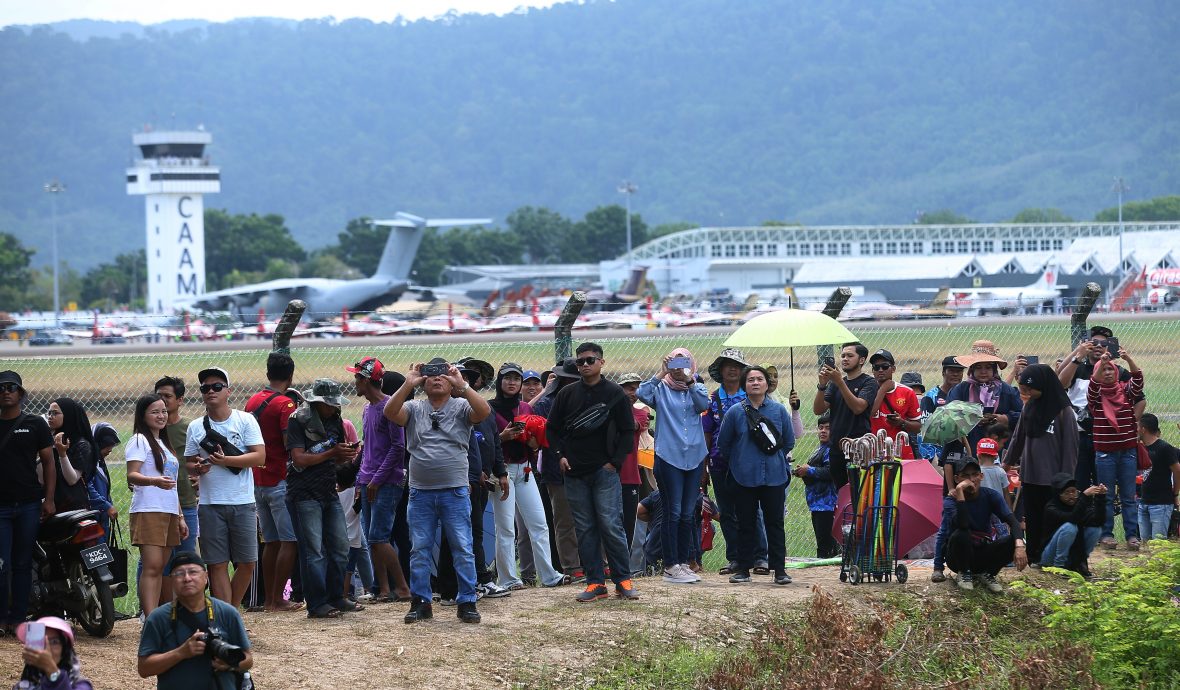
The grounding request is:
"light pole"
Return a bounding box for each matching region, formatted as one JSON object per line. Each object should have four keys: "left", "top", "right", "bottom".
{"left": 1112, "top": 177, "right": 1129, "bottom": 279}
{"left": 618, "top": 180, "right": 638, "bottom": 269}
{"left": 44, "top": 180, "right": 66, "bottom": 328}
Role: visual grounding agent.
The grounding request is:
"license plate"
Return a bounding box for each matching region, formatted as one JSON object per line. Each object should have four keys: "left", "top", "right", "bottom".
{"left": 80, "top": 544, "right": 114, "bottom": 570}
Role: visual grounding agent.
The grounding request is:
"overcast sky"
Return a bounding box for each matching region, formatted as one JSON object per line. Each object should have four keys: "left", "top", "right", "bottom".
{"left": 0, "top": 0, "right": 569, "bottom": 26}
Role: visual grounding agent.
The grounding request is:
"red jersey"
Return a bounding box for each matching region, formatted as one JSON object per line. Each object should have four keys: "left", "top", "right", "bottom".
{"left": 870, "top": 382, "right": 921, "bottom": 459}
{"left": 245, "top": 388, "right": 299, "bottom": 487}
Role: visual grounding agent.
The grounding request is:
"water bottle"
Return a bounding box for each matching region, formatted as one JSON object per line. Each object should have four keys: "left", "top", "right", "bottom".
{"left": 308, "top": 438, "right": 337, "bottom": 454}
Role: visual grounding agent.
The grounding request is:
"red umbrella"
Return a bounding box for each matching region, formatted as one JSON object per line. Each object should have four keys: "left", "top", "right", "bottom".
{"left": 832, "top": 459, "right": 944, "bottom": 559}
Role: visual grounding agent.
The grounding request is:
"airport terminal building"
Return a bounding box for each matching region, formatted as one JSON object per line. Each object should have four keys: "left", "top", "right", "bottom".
{"left": 445, "top": 221, "right": 1180, "bottom": 305}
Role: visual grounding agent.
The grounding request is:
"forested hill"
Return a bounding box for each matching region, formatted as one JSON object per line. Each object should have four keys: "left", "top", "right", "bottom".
{"left": 2, "top": 0, "right": 1178, "bottom": 268}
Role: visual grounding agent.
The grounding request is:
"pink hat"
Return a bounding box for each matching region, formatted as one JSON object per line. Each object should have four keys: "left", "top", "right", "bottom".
{"left": 16, "top": 616, "right": 75, "bottom": 646}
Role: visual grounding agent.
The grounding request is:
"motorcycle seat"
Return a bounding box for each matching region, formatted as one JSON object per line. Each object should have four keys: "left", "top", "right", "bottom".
{"left": 38, "top": 509, "right": 100, "bottom": 543}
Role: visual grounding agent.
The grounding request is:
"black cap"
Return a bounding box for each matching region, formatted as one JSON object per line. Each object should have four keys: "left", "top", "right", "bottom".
{"left": 381, "top": 371, "right": 407, "bottom": 396}
{"left": 941, "top": 356, "right": 965, "bottom": 370}
{"left": 498, "top": 362, "right": 525, "bottom": 378}
{"left": 553, "top": 357, "right": 580, "bottom": 379}
{"left": 954, "top": 458, "right": 982, "bottom": 475}
{"left": 168, "top": 551, "right": 206, "bottom": 572}
{"left": 1089, "top": 325, "right": 1114, "bottom": 339}
{"left": 0, "top": 370, "right": 24, "bottom": 390}
{"left": 869, "top": 349, "right": 895, "bottom": 365}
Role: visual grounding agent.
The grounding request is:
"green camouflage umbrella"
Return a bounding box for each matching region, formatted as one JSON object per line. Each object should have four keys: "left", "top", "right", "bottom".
{"left": 921, "top": 400, "right": 984, "bottom": 446}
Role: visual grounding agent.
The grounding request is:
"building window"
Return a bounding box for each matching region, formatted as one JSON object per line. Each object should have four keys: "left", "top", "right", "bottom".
{"left": 814, "top": 243, "right": 826, "bottom": 256}
{"left": 931, "top": 241, "right": 942, "bottom": 254}
{"left": 886, "top": 241, "right": 897, "bottom": 254}
{"left": 711, "top": 244, "right": 722, "bottom": 257}
{"left": 739, "top": 244, "right": 751, "bottom": 257}
{"left": 841, "top": 242, "right": 851, "bottom": 256}
{"left": 1002, "top": 261, "right": 1020, "bottom": 274}
{"left": 1080, "top": 259, "right": 1096, "bottom": 274}
{"left": 725, "top": 245, "right": 736, "bottom": 257}
{"left": 1053, "top": 239, "right": 1064, "bottom": 250}
{"left": 1002, "top": 240, "right": 1012, "bottom": 252}
{"left": 784, "top": 244, "right": 796, "bottom": 256}
{"left": 1015, "top": 239, "right": 1026, "bottom": 252}
{"left": 768, "top": 244, "right": 778, "bottom": 256}
{"left": 958, "top": 240, "right": 969, "bottom": 253}
{"left": 962, "top": 263, "right": 979, "bottom": 277}
{"left": 800, "top": 243, "right": 811, "bottom": 256}
{"left": 970, "top": 240, "right": 981, "bottom": 253}
{"left": 1040, "top": 239, "right": 1052, "bottom": 251}
{"left": 753, "top": 244, "right": 764, "bottom": 257}
{"left": 985, "top": 240, "right": 995, "bottom": 252}
{"left": 898, "top": 241, "right": 910, "bottom": 254}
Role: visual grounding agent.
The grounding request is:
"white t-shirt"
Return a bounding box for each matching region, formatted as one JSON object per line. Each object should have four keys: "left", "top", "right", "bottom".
{"left": 338, "top": 487, "right": 363, "bottom": 549}
{"left": 184, "top": 410, "right": 264, "bottom": 506}
{"left": 125, "top": 434, "right": 181, "bottom": 515}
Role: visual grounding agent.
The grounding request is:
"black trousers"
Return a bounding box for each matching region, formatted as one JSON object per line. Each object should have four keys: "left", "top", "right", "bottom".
{"left": 830, "top": 442, "right": 849, "bottom": 489}
{"left": 392, "top": 482, "right": 412, "bottom": 583}
{"left": 946, "top": 531, "right": 1014, "bottom": 577}
{"left": 538, "top": 483, "right": 563, "bottom": 571}
{"left": 437, "top": 482, "right": 490, "bottom": 599}
{"left": 731, "top": 476, "right": 787, "bottom": 572}
{"left": 621, "top": 483, "right": 640, "bottom": 550}
{"left": 810, "top": 510, "right": 840, "bottom": 558}
{"left": 1022, "top": 483, "right": 1054, "bottom": 564}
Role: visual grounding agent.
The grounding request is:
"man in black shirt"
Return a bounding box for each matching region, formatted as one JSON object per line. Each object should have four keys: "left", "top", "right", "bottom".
{"left": 0, "top": 370, "right": 56, "bottom": 629}
{"left": 285, "top": 378, "right": 359, "bottom": 619}
{"left": 546, "top": 343, "right": 637, "bottom": 602}
{"left": 812, "top": 343, "right": 878, "bottom": 488}
{"left": 1138, "top": 413, "right": 1180, "bottom": 539}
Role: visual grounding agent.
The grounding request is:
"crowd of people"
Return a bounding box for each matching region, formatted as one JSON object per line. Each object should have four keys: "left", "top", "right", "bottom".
{"left": 0, "top": 322, "right": 1177, "bottom": 687}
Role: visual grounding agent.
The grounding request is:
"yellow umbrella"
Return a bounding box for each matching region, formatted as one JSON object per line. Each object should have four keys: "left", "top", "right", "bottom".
{"left": 724, "top": 309, "right": 858, "bottom": 389}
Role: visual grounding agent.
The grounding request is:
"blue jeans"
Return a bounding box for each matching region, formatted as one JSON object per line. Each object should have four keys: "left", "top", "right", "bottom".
{"left": 360, "top": 483, "right": 402, "bottom": 545}
{"left": 347, "top": 546, "right": 374, "bottom": 594}
{"left": 1040, "top": 522, "right": 1101, "bottom": 568}
{"left": 288, "top": 497, "right": 350, "bottom": 613}
{"left": 407, "top": 486, "right": 477, "bottom": 604}
{"left": 0, "top": 502, "right": 41, "bottom": 625}
{"left": 564, "top": 467, "right": 631, "bottom": 586}
{"left": 1095, "top": 449, "right": 1139, "bottom": 540}
{"left": 1139, "top": 503, "right": 1173, "bottom": 540}
{"left": 653, "top": 457, "right": 704, "bottom": 566}
{"left": 712, "top": 469, "right": 767, "bottom": 565}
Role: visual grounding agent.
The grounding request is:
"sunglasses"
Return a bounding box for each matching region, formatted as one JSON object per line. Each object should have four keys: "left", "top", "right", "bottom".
{"left": 575, "top": 357, "right": 599, "bottom": 366}
{"left": 871, "top": 364, "right": 893, "bottom": 371}
{"left": 199, "top": 382, "right": 228, "bottom": 394}
{"left": 429, "top": 410, "right": 443, "bottom": 430}
{"left": 0, "top": 383, "right": 20, "bottom": 393}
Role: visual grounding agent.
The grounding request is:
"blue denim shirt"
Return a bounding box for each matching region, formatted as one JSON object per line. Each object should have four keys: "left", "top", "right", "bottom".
{"left": 637, "top": 375, "right": 711, "bottom": 471}
{"left": 717, "top": 397, "right": 795, "bottom": 488}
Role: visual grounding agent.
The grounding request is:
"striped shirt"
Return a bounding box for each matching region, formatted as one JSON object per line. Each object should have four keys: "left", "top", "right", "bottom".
{"left": 1086, "top": 370, "right": 1143, "bottom": 451}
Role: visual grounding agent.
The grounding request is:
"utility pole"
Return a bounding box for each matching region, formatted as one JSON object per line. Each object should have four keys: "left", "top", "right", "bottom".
{"left": 1112, "top": 177, "right": 1129, "bottom": 278}
{"left": 44, "top": 180, "right": 66, "bottom": 328}
{"left": 617, "top": 181, "right": 638, "bottom": 269}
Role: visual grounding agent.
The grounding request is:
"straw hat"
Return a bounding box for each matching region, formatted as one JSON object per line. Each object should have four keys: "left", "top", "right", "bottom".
{"left": 957, "top": 340, "right": 1007, "bottom": 370}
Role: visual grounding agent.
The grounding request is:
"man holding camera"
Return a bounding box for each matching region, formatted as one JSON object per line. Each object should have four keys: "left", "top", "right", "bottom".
{"left": 184, "top": 368, "right": 266, "bottom": 608}
{"left": 286, "top": 378, "right": 361, "bottom": 619}
{"left": 384, "top": 358, "right": 491, "bottom": 624}
{"left": 812, "top": 342, "right": 878, "bottom": 489}
{"left": 138, "top": 551, "right": 253, "bottom": 690}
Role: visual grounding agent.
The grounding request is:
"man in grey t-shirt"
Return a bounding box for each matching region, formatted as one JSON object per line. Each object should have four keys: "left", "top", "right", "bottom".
{"left": 384, "top": 358, "right": 491, "bottom": 624}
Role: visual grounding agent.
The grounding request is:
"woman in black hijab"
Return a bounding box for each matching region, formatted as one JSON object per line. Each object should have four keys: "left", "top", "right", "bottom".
{"left": 46, "top": 398, "right": 98, "bottom": 514}
{"left": 1005, "top": 364, "right": 1079, "bottom": 562}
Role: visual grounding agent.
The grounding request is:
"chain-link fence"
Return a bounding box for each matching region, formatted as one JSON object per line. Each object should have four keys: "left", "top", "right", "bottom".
{"left": 3, "top": 308, "right": 1177, "bottom": 609}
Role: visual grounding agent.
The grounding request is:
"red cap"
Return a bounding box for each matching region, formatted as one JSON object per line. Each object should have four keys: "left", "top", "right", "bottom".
{"left": 346, "top": 356, "right": 385, "bottom": 383}
{"left": 976, "top": 437, "right": 999, "bottom": 457}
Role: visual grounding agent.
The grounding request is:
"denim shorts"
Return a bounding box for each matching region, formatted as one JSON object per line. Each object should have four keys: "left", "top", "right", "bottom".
{"left": 255, "top": 482, "right": 296, "bottom": 543}
{"left": 198, "top": 503, "right": 259, "bottom": 564}
{"left": 361, "top": 483, "right": 402, "bottom": 545}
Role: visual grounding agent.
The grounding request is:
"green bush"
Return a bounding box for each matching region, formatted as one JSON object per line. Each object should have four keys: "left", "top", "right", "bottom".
{"left": 1012, "top": 540, "right": 1180, "bottom": 688}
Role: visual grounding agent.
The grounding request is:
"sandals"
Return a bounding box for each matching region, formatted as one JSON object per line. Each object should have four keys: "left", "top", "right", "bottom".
{"left": 307, "top": 606, "right": 342, "bottom": 619}
{"left": 333, "top": 600, "right": 365, "bottom": 612}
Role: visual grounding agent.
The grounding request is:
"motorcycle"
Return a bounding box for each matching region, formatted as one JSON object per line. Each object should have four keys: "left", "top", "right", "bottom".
{"left": 29, "top": 509, "right": 121, "bottom": 638}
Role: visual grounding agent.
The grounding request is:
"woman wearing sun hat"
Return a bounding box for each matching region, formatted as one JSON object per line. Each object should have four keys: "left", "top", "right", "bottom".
{"left": 944, "top": 340, "right": 1023, "bottom": 486}
{"left": 12, "top": 616, "right": 93, "bottom": 689}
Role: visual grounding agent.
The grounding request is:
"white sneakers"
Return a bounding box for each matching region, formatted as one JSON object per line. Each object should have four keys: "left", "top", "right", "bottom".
{"left": 662, "top": 563, "right": 701, "bottom": 584}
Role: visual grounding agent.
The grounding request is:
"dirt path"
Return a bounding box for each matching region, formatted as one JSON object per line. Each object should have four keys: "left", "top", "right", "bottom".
{"left": 0, "top": 569, "right": 831, "bottom": 689}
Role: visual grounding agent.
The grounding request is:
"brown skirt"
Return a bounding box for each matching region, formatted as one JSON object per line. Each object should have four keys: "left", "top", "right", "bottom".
{"left": 130, "top": 511, "right": 181, "bottom": 548}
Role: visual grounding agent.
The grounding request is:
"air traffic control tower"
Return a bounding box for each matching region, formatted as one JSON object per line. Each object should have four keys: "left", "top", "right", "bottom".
{"left": 126, "top": 128, "right": 220, "bottom": 313}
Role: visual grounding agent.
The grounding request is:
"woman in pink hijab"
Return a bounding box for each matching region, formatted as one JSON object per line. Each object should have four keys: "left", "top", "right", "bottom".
{"left": 637, "top": 348, "right": 711, "bottom": 584}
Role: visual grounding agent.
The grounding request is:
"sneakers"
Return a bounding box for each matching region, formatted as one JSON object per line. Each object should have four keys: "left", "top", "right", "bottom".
{"left": 403, "top": 597, "right": 433, "bottom": 624}
{"left": 930, "top": 569, "right": 947, "bottom": 583}
{"left": 615, "top": 579, "right": 640, "bottom": 600}
{"left": 1100, "top": 537, "right": 1117, "bottom": 550}
{"left": 978, "top": 573, "right": 1004, "bottom": 593}
{"left": 355, "top": 593, "right": 376, "bottom": 603}
{"left": 457, "top": 602, "right": 481, "bottom": 624}
{"left": 728, "top": 570, "right": 752, "bottom": 583}
{"left": 662, "top": 564, "right": 697, "bottom": 584}
{"left": 575, "top": 584, "right": 609, "bottom": 603}
{"left": 1126, "top": 538, "right": 1141, "bottom": 551}
{"left": 439, "top": 598, "right": 457, "bottom": 607}
{"left": 682, "top": 564, "right": 702, "bottom": 583}
{"left": 956, "top": 573, "right": 974, "bottom": 591}
{"left": 568, "top": 571, "right": 587, "bottom": 585}
{"left": 774, "top": 571, "right": 793, "bottom": 585}
{"left": 478, "top": 582, "right": 511, "bottom": 599}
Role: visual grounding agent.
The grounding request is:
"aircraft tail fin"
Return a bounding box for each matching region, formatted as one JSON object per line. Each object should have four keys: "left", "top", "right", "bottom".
{"left": 620, "top": 266, "right": 647, "bottom": 296}
{"left": 1034, "top": 262, "right": 1060, "bottom": 290}
{"left": 926, "top": 286, "right": 950, "bottom": 309}
{"left": 373, "top": 225, "right": 426, "bottom": 281}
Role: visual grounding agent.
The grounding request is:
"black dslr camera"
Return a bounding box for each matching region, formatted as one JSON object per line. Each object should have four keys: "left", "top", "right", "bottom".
{"left": 200, "top": 627, "right": 246, "bottom": 667}
{"left": 421, "top": 361, "right": 449, "bottom": 377}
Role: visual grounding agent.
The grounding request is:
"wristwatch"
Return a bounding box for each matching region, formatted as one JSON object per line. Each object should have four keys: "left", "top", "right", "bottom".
{"left": 454, "top": 384, "right": 469, "bottom": 396}
{"left": 48, "top": 671, "right": 60, "bottom": 683}
{"left": 1072, "top": 357, "right": 1086, "bottom": 366}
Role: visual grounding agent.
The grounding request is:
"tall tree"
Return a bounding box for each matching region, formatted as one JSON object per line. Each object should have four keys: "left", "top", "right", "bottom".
{"left": 328, "top": 217, "right": 386, "bottom": 277}
{"left": 1010, "top": 208, "right": 1074, "bottom": 223}
{"left": 80, "top": 249, "right": 146, "bottom": 310}
{"left": 1094, "top": 195, "right": 1180, "bottom": 222}
{"left": 0, "top": 232, "right": 34, "bottom": 310}
{"left": 564, "top": 205, "right": 648, "bottom": 263}
{"left": 915, "top": 209, "right": 974, "bottom": 225}
{"left": 506, "top": 207, "right": 574, "bottom": 263}
{"left": 204, "top": 210, "right": 306, "bottom": 290}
